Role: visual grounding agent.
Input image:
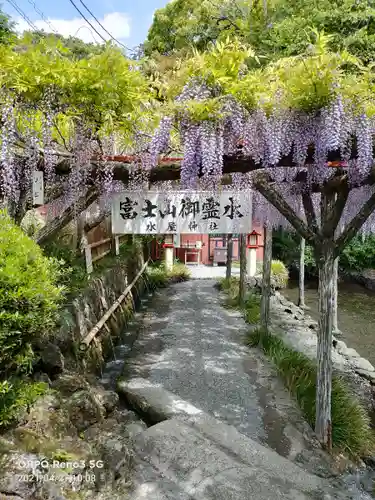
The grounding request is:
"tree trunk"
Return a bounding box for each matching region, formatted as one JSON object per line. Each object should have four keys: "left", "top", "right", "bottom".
{"left": 226, "top": 233, "right": 233, "bottom": 280}
{"left": 332, "top": 256, "right": 339, "bottom": 333}
{"left": 298, "top": 237, "right": 306, "bottom": 308}
{"left": 36, "top": 188, "right": 99, "bottom": 246}
{"left": 315, "top": 244, "right": 335, "bottom": 449}
{"left": 260, "top": 224, "right": 272, "bottom": 331}
{"left": 239, "top": 234, "right": 247, "bottom": 305}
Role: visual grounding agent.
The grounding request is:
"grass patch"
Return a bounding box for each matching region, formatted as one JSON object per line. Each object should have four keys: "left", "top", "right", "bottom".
{"left": 218, "top": 274, "right": 374, "bottom": 458}
{"left": 247, "top": 329, "right": 374, "bottom": 458}
{"left": 147, "top": 261, "right": 191, "bottom": 289}
{"left": 217, "top": 277, "right": 261, "bottom": 324}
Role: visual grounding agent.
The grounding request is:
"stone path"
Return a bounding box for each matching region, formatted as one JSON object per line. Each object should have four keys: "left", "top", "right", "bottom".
{"left": 185, "top": 263, "right": 240, "bottom": 279}
{"left": 119, "top": 279, "right": 335, "bottom": 476}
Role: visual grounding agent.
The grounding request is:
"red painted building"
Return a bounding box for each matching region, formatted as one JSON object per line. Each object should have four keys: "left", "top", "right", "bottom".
{"left": 151, "top": 227, "right": 264, "bottom": 265}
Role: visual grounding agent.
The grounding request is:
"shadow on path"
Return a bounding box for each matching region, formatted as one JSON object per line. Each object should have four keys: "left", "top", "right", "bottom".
{"left": 104, "top": 279, "right": 335, "bottom": 477}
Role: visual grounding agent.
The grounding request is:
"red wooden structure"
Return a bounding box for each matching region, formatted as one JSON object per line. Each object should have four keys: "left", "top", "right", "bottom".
{"left": 151, "top": 228, "right": 264, "bottom": 265}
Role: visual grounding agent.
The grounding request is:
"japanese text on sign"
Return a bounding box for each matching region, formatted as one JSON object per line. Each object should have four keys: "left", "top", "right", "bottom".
{"left": 111, "top": 191, "right": 252, "bottom": 234}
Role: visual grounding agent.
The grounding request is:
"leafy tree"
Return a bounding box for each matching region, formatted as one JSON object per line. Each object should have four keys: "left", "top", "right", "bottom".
{"left": 0, "top": 34, "right": 149, "bottom": 140}
{"left": 145, "top": 0, "right": 375, "bottom": 64}
{"left": 24, "top": 30, "right": 106, "bottom": 60}
{"left": 0, "top": 4, "right": 15, "bottom": 45}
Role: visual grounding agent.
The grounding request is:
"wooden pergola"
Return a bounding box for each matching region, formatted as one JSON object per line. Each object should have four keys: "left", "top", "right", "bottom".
{"left": 33, "top": 143, "right": 375, "bottom": 449}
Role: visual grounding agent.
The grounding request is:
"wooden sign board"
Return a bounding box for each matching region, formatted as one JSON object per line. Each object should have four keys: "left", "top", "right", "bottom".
{"left": 112, "top": 190, "right": 252, "bottom": 235}
{"left": 32, "top": 171, "right": 44, "bottom": 206}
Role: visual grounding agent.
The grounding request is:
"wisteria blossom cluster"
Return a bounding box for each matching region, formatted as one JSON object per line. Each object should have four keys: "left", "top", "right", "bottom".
{"left": 146, "top": 78, "right": 375, "bottom": 195}
{"left": 0, "top": 94, "right": 119, "bottom": 213}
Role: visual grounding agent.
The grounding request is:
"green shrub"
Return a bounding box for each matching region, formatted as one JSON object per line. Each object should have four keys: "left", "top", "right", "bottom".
{"left": 170, "top": 262, "right": 191, "bottom": 282}
{"left": 247, "top": 329, "right": 374, "bottom": 457}
{"left": 216, "top": 276, "right": 239, "bottom": 295}
{"left": 271, "top": 260, "right": 289, "bottom": 288}
{"left": 0, "top": 210, "right": 64, "bottom": 376}
{"left": 147, "top": 262, "right": 190, "bottom": 288}
{"left": 218, "top": 277, "right": 261, "bottom": 323}
{"left": 0, "top": 379, "right": 47, "bottom": 428}
{"left": 147, "top": 266, "right": 169, "bottom": 288}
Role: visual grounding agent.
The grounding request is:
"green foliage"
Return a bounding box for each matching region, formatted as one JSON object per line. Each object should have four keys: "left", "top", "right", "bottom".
{"left": 25, "top": 31, "right": 106, "bottom": 60}
{"left": 165, "top": 33, "right": 371, "bottom": 120}
{"left": 0, "top": 34, "right": 149, "bottom": 139}
{"left": 147, "top": 262, "right": 191, "bottom": 288}
{"left": 247, "top": 329, "right": 374, "bottom": 457}
{"left": 42, "top": 238, "right": 137, "bottom": 302}
{"left": 243, "top": 292, "right": 261, "bottom": 324}
{"left": 20, "top": 209, "right": 45, "bottom": 237}
{"left": 0, "top": 379, "right": 47, "bottom": 427}
{"left": 146, "top": 0, "right": 375, "bottom": 66}
{"left": 272, "top": 229, "right": 316, "bottom": 275}
{"left": 273, "top": 229, "right": 375, "bottom": 275}
{"left": 217, "top": 276, "right": 261, "bottom": 323}
{"left": 340, "top": 235, "right": 375, "bottom": 272}
{"left": 271, "top": 260, "right": 289, "bottom": 289}
{"left": 0, "top": 211, "right": 64, "bottom": 377}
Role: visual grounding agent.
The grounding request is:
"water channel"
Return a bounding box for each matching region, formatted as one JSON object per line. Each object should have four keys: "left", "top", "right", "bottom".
{"left": 283, "top": 280, "right": 375, "bottom": 367}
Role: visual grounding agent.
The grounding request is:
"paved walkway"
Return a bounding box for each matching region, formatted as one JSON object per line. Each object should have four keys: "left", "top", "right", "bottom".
{"left": 185, "top": 264, "right": 240, "bottom": 279}
{"left": 117, "top": 279, "right": 335, "bottom": 476}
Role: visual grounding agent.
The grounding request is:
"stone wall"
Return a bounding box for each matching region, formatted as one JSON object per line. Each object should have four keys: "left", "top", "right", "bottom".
{"left": 341, "top": 268, "right": 375, "bottom": 291}
{"left": 38, "top": 243, "right": 146, "bottom": 376}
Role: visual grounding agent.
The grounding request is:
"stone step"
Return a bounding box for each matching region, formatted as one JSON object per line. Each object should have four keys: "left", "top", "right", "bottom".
{"left": 120, "top": 378, "right": 353, "bottom": 500}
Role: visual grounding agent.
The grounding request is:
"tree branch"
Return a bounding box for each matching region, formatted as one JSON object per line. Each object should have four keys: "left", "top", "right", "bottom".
{"left": 36, "top": 187, "right": 99, "bottom": 246}
{"left": 302, "top": 192, "right": 318, "bottom": 231}
{"left": 84, "top": 210, "right": 109, "bottom": 233}
{"left": 253, "top": 172, "right": 318, "bottom": 245}
{"left": 322, "top": 184, "right": 349, "bottom": 237}
{"left": 335, "top": 190, "right": 375, "bottom": 255}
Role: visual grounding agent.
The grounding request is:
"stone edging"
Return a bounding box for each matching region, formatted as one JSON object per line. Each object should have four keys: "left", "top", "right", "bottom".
{"left": 268, "top": 291, "right": 375, "bottom": 385}
{"left": 341, "top": 269, "right": 375, "bottom": 292}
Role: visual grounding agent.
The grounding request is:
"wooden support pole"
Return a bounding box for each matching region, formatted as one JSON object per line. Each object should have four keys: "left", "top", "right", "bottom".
{"left": 239, "top": 234, "right": 247, "bottom": 305}
{"left": 332, "top": 256, "right": 339, "bottom": 334}
{"left": 226, "top": 233, "right": 233, "bottom": 280}
{"left": 298, "top": 238, "right": 306, "bottom": 308}
{"left": 315, "top": 191, "right": 336, "bottom": 449}
{"left": 260, "top": 225, "right": 272, "bottom": 331}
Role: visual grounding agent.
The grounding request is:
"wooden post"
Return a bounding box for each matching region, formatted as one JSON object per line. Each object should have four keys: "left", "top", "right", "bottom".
{"left": 315, "top": 242, "right": 335, "bottom": 449}
{"left": 76, "top": 212, "right": 85, "bottom": 255}
{"left": 226, "top": 233, "right": 233, "bottom": 280}
{"left": 332, "top": 256, "right": 339, "bottom": 334}
{"left": 298, "top": 237, "right": 306, "bottom": 308}
{"left": 260, "top": 224, "right": 272, "bottom": 331}
{"left": 81, "top": 233, "right": 93, "bottom": 274}
{"left": 115, "top": 235, "right": 120, "bottom": 255}
{"left": 238, "top": 234, "right": 247, "bottom": 305}
{"left": 111, "top": 234, "right": 120, "bottom": 256}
